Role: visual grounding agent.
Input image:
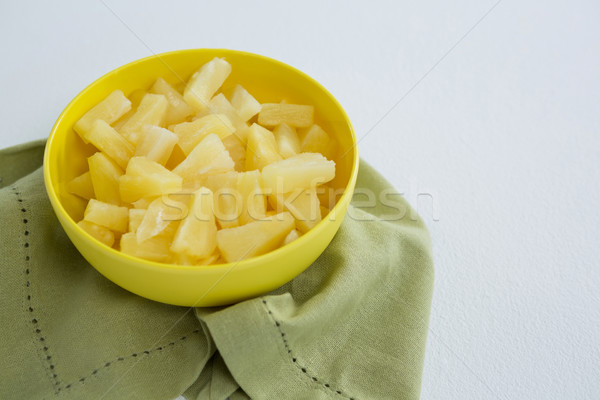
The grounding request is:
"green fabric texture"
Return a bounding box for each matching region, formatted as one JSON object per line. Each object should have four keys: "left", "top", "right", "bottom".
{"left": 0, "top": 140, "right": 434, "bottom": 400}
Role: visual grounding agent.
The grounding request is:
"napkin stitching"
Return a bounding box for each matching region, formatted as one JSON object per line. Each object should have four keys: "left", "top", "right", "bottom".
{"left": 11, "top": 186, "right": 62, "bottom": 393}
{"left": 11, "top": 184, "right": 204, "bottom": 395}
{"left": 60, "top": 329, "right": 202, "bottom": 392}
{"left": 261, "top": 299, "right": 356, "bottom": 400}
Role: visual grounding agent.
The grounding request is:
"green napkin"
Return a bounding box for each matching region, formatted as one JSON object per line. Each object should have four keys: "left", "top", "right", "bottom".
{"left": 0, "top": 140, "right": 433, "bottom": 400}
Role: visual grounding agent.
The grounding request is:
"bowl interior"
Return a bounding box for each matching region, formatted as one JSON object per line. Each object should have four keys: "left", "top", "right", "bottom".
{"left": 46, "top": 48, "right": 357, "bottom": 266}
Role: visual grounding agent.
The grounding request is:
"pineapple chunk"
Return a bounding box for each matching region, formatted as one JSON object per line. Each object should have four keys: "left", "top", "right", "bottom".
{"left": 216, "top": 212, "right": 294, "bottom": 262}
{"left": 230, "top": 84, "right": 261, "bottom": 121}
{"left": 222, "top": 134, "right": 246, "bottom": 171}
{"left": 128, "top": 156, "right": 175, "bottom": 177}
{"left": 112, "top": 89, "right": 147, "bottom": 131}
{"left": 258, "top": 103, "right": 313, "bottom": 128}
{"left": 274, "top": 123, "right": 300, "bottom": 158}
{"left": 237, "top": 170, "right": 267, "bottom": 225}
{"left": 283, "top": 229, "right": 300, "bottom": 245}
{"left": 245, "top": 123, "right": 282, "bottom": 171}
{"left": 300, "top": 124, "right": 330, "bottom": 154}
{"left": 171, "top": 187, "right": 217, "bottom": 258}
{"left": 173, "top": 134, "right": 234, "bottom": 184}
{"left": 119, "top": 157, "right": 183, "bottom": 203}
{"left": 262, "top": 153, "right": 335, "bottom": 194}
{"left": 132, "top": 197, "right": 157, "bottom": 209}
{"left": 136, "top": 197, "right": 185, "bottom": 243}
{"left": 74, "top": 90, "right": 131, "bottom": 142}
{"left": 201, "top": 93, "right": 249, "bottom": 142}
{"left": 134, "top": 125, "right": 178, "bottom": 165}
{"left": 150, "top": 77, "right": 194, "bottom": 125}
{"left": 88, "top": 152, "right": 123, "bottom": 205}
{"left": 77, "top": 220, "right": 115, "bottom": 247}
{"left": 128, "top": 209, "right": 146, "bottom": 232}
{"left": 269, "top": 188, "right": 321, "bottom": 233}
{"left": 67, "top": 171, "right": 95, "bottom": 200}
{"left": 204, "top": 93, "right": 241, "bottom": 120}
{"left": 119, "top": 93, "right": 168, "bottom": 144}
{"left": 120, "top": 232, "right": 172, "bottom": 262}
{"left": 205, "top": 171, "right": 241, "bottom": 229}
{"left": 83, "top": 199, "right": 129, "bottom": 232}
{"left": 183, "top": 57, "right": 232, "bottom": 112}
{"left": 87, "top": 120, "right": 134, "bottom": 169}
{"left": 174, "top": 252, "right": 220, "bottom": 266}
{"left": 172, "top": 114, "right": 235, "bottom": 155}
{"left": 182, "top": 176, "right": 209, "bottom": 192}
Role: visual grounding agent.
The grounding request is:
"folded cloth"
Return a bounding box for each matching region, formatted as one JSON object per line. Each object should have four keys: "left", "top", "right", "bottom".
{"left": 0, "top": 140, "right": 433, "bottom": 400}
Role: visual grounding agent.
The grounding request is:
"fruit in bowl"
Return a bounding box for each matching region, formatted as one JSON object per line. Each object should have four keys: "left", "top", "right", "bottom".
{"left": 44, "top": 49, "right": 358, "bottom": 306}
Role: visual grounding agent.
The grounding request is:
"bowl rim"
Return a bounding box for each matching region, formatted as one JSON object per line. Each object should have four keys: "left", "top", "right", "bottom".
{"left": 43, "top": 48, "right": 359, "bottom": 273}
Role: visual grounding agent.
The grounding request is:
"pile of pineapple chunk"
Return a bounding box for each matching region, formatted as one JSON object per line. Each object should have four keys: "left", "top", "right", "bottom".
{"left": 68, "top": 57, "right": 337, "bottom": 265}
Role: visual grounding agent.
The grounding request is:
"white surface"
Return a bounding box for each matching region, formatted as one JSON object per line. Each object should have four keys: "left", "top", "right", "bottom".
{"left": 2, "top": 1, "right": 599, "bottom": 398}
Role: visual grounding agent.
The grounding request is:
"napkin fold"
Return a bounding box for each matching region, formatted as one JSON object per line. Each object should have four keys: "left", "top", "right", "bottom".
{"left": 0, "top": 140, "right": 433, "bottom": 400}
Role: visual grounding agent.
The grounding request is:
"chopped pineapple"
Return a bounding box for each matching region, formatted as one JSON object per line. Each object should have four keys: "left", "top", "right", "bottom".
{"left": 87, "top": 120, "right": 134, "bottom": 169}
{"left": 237, "top": 170, "right": 267, "bottom": 225}
{"left": 67, "top": 171, "right": 95, "bottom": 200}
{"left": 200, "top": 93, "right": 249, "bottom": 142}
{"left": 262, "top": 153, "right": 335, "bottom": 194}
{"left": 245, "top": 123, "right": 282, "bottom": 171}
{"left": 126, "top": 156, "right": 169, "bottom": 177}
{"left": 173, "top": 134, "right": 234, "bottom": 184}
{"left": 83, "top": 199, "right": 129, "bottom": 232}
{"left": 205, "top": 171, "right": 241, "bottom": 229}
{"left": 283, "top": 229, "right": 300, "bottom": 245}
{"left": 269, "top": 188, "right": 321, "bottom": 233}
{"left": 258, "top": 103, "right": 313, "bottom": 128}
{"left": 171, "top": 187, "right": 217, "bottom": 258}
{"left": 274, "top": 123, "right": 300, "bottom": 158}
{"left": 119, "top": 93, "right": 168, "bottom": 144}
{"left": 216, "top": 212, "right": 295, "bottom": 262}
{"left": 172, "top": 114, "right": 235, "bottom": 155}
{"left": 173, "top": 253, "right": 220, "bottom": 267}
{"left": 150, "top": 77, "right": 194, "bottom": 125}
{"left": 158, "top": 221, "right": 180, "bottom": 242}
{"left": 173, "top": 252, "right": 220, "bottom": 266}
{"left": 112, "top": 89, "right": 147, "bottom": 131}
{"left": 135, "top": 125, "right": 178, "bottom": 165}
{"left": 183, "top": 57, "right": 232, "bottom": 112}
{"left": 222, "top": 134, "right": 246, "bottom": 171}
{"left": 88, "top": 152, "right": 123, "bottom": 205}
{"left": 120, "top": 232, "right": 172, "bottom": 262}
{"left": 230, "top": 84, "right": 261, "bottom": 121}
{"left": 182, "top": 175, "right": 209, "bottom": 192}
{"left": 136, "top": 197, "right": 185, "bottom": 243}
{"left": 128, "top": 209, "right": 146, "bottom": 232}
{"left": 119, "top": 157, "right": 183, "bottom": 203}
{"left": 77, "top": 220, "right": 115, "bottom": 247}
{"left": 74, "top": 90, "right": 131, "bottom": 142}
{"left": 72, "top": 59, "right": 339, "bottom": 266}
{"left": 131, "top": 197, "right": 157, "bottom": 209}
{"left": 300, "top": 124, "right": 330, "bottom": 154}
{"left": 204, "top": 93, "right": 243, "bottom": 122}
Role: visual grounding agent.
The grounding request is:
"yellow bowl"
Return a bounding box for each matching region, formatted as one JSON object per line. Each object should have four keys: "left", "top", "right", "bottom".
{"left": 43, "top": 49, "right": 358, "bottom": 306}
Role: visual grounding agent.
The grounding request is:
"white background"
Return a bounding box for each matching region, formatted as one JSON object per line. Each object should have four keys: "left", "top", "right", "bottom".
{"left": 2, "top": 1, "right": 599, "bottom": 399}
